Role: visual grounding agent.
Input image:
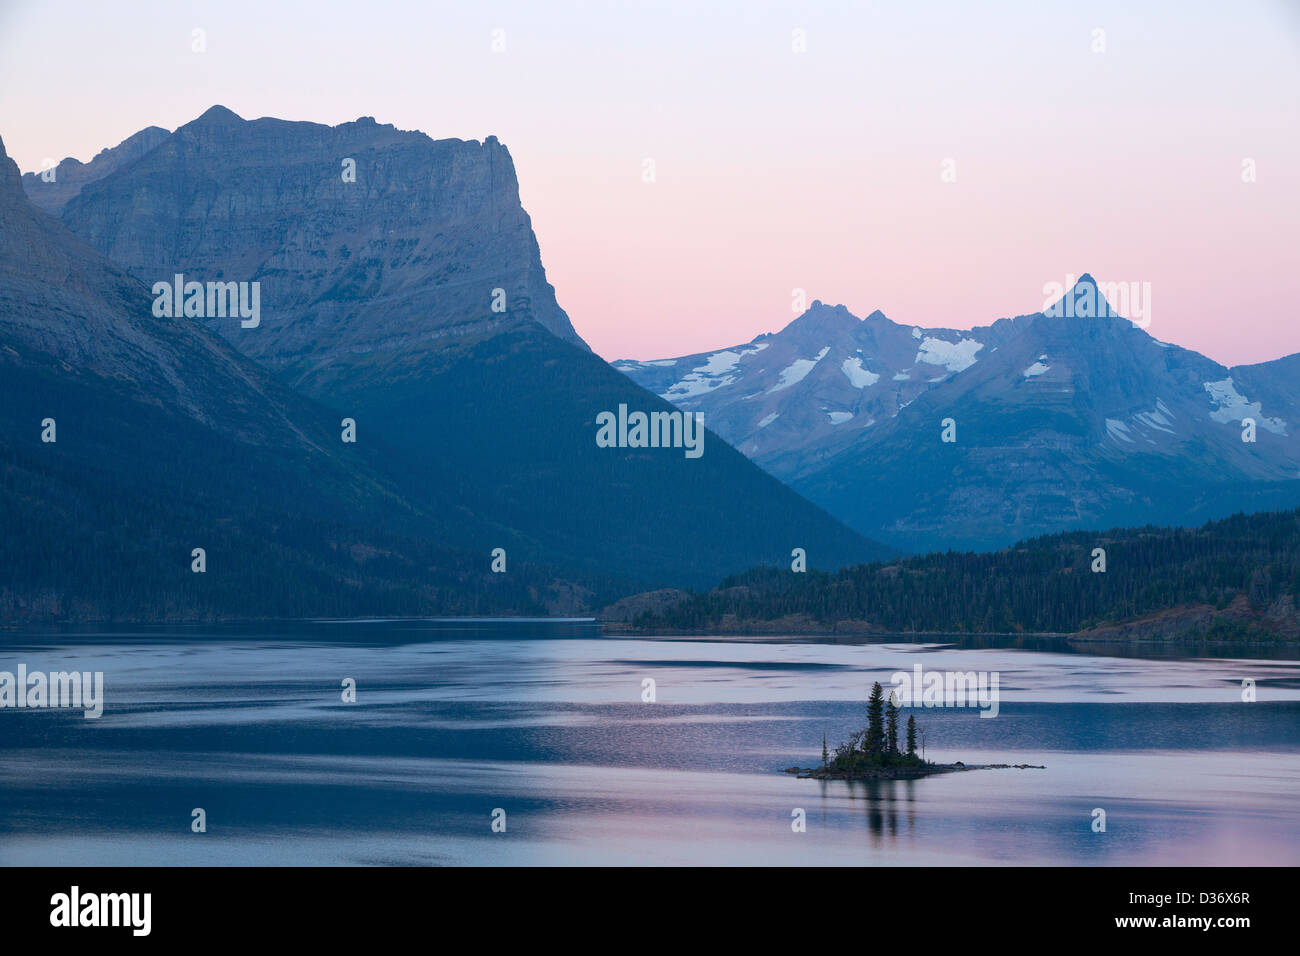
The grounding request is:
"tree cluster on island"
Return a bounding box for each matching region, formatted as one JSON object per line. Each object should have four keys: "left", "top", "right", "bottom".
{"left": 823, "top": 681, "right": 928, "bottom": 773}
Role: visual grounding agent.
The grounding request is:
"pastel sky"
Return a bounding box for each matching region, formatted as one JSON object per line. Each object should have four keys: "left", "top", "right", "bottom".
{"left": 2, "top": 0, "right": 1298, "bottom": 366}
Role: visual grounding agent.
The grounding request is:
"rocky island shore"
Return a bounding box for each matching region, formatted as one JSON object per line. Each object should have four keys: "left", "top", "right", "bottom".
{"left": 784, "top": 761, "right": 1046, "bottom": 781}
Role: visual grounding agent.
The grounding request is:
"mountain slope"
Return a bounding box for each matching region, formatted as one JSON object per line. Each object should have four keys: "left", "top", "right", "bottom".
{"left": 34, "top": 110, "right": 891, "bottom": 585}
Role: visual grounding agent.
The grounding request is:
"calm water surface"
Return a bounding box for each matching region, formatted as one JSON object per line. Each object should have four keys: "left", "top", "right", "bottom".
{"left": 2, "top": 621, "right": 1298, "bottom": 865}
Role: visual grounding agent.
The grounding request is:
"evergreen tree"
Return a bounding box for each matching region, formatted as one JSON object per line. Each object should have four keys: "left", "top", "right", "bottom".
{"left": 906, "top": 714, "right": 917, "bottom": 757}
{"left": 865, "top": 681, "right": 885, "bottom": 756}
{"left": 885, "top": 692, "right": 900, "bottom": 755}
{"left": 822, "top": 733, "right": 829, "bottom": 769}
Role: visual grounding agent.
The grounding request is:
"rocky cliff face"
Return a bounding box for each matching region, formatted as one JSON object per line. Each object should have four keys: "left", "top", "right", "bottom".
{"left": 45, "top": 106, "right": 586, "bottom": 376}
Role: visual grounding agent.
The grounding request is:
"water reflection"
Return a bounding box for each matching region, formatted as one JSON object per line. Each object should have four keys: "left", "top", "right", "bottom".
{"left": 2, "top": 621, "right": 1298, "bottom": 866}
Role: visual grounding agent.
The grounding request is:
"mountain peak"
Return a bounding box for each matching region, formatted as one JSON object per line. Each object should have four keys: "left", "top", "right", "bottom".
{"left": 1044, "top": 272, "right": 1122, "bottom": 321}
{"left": 191, "top": 105, "right": 244, "bottom": 126}
{"left": 785, "top": 300, "right": 860, "bottom": 337}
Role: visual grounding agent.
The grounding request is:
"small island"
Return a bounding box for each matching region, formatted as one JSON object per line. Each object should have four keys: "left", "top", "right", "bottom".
{"left": 784, "top": 681, "right": 1044, "bottom": 780}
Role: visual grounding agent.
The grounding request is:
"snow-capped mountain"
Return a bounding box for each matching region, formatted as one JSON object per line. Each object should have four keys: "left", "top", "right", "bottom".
{"left": 615, "top": 301, "right": 1010, "bottom": 478}
{"left": 616, "top": 276, "right": 1300, "bottom": 552}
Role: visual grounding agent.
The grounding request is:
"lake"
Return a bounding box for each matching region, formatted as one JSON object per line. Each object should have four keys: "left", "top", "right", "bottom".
{"left": 2, "top": 620, "right": 1298, "bottom": 866}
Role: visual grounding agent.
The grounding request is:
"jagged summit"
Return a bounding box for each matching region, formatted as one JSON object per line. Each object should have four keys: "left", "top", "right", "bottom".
{"left": 784, "top": 300, "right": 861, "bottom": 336}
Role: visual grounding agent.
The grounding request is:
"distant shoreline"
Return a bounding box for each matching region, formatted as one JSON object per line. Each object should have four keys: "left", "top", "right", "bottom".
{"left": 602, "top": 620, "right": 1298, "bottom": 645}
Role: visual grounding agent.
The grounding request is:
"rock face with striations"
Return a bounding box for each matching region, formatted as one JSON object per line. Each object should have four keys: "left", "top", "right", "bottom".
{"left": 40, "top": 106, "right": 586, "bottom": 376}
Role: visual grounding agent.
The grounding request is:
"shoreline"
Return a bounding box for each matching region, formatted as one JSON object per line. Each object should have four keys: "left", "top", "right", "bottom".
{"left": 3, "top": 616, "right": 1295, "bottom": 648}
{"left": 784, "top": 762, "right": 1047, "bottom": 781}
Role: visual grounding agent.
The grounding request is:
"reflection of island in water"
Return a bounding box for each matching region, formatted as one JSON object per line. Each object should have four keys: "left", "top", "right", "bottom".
{"left": 784, "top": 681, "right": 1046, "bottom": 781}
{"left": 820, "top": 778, "right": 918, "bottom": 839}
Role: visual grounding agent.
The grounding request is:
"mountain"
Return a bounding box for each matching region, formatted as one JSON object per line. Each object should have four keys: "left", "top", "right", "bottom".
{"left": 618, "top": 276, "right": 1300, "bottom": 552}
{"left": 27, "top": 109, "right": 890, "bottom": 590}
{"left": 39, "top": 105, "right": 586, "bottom": 363}
{"left": 0, "top": 132, "right": 575, "bottom": 621}
{"left": 621, "top": 508, "right": 1300, "bottom": 642}
{"left": 20, "top": 125, "right": 170, "bottom": 216}
{"left": 614, "top": 300, "right": 1010, "bottom": 478}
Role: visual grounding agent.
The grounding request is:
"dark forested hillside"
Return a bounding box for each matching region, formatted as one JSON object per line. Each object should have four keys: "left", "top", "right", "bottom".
{"left": 627, "top": 509, "right": 1300, "bottom": 641}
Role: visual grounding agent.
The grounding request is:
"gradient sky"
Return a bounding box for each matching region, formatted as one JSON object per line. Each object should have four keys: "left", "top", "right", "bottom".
{"left": 2, "top": 0, "right": 1298, "bottom": 366}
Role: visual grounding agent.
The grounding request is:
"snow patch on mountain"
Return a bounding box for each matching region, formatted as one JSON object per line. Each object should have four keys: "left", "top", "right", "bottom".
{"left": 613, "top": 358, "right": 676, "bottom": 372}
{"left": 841, "top": 356, "right": 880, "bottom": 388}
{"left": 1204, "top": 378, "right": 1287, "bottom": 434}
{"left": 1106, "top": 419, "right": 1134, "bottom": 444}
{"left": 826, "top": 411, "right": 854, "bottom": 425}
{"left": 916, "top": 336, "right": 983, "bottom": 373}
{"left": 696, "top": 349, "right": 745, "bottom": 375}
{"left": 769, "top": 347, "right": 830, "bottom": 394}
{"left": 663, "top": 373, "right": 736, "bottom": 399}
{"left": 1133, "top": 399, "right": 1176, "bottom": 434}
{"left": 660, "top": 345, "right": 768, "bottom": 400}
{"left": 758, "top": 412, "right": 779, "bottom": 428}
{"left": 1133, "top": 412, "right": 1174, "bottom": 434}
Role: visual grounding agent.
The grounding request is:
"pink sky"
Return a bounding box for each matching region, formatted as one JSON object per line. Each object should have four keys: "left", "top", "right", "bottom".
{"left": 2, "top": 0, "right": 1297, "bottom": 366}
